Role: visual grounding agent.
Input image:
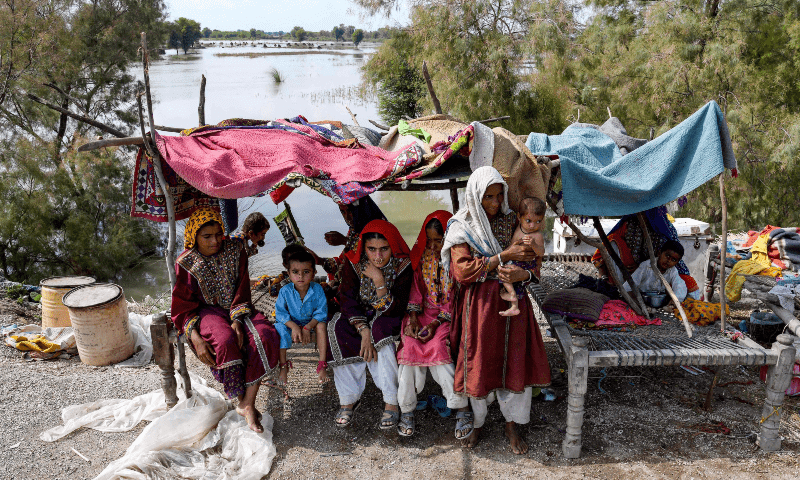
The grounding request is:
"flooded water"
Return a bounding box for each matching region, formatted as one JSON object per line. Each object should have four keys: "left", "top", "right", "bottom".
{"left": 119, "top": 41, "right": 453, "bottom": 300}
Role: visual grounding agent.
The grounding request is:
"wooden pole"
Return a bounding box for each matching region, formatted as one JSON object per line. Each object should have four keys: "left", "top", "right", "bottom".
{"left": 719, "top": 173, "right": 728, "bottom": 332}
{"left": 422, "top": 61, "right": 442, "bottom": 114}
{"left": 27, "top": 93, "right": 127, "bottom": 138}
{"left": 345, "top": 106, "right": 360, "bottom": 126}
{"left": 141, "top": 32, "right": 177, "bottom": 291}
{"left": 198, "top": 74, "right": 206, "bottom": 126}
{"left": 592, "top": 217, "right": 650, "bottom": 317}
{"left": 369, "top": 119, "right": 389, "bottom": 130}
{"left": 153, "top": 125, "right": 185, "bottom": 133}
{"left": 78, "top": 136, "right": 145, "bottom": 152}
{"left": 449, "top": 178, "right": 460, "bottom": 212}
{"left": 476, "top": 115, "right": 510, "bottom": 124}
{"left": 636, "top": 213, "right": 693, "bottom": 337}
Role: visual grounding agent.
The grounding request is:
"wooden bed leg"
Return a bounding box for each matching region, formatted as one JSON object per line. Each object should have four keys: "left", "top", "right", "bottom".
{"left": 758, "top": 334, "right": 796, "bottom": 451}
{"left": 176, "top": 337, "right": 193, "bottom": 399}
{"left": 563, "top": 336, "right": 590, "bottom": 459}
{"left": 150, "top": 313, "right": 178, "bottom": 408}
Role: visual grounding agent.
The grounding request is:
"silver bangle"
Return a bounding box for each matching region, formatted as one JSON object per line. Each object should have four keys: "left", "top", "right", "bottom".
{"left": 527, "top": 270, "right": 533, "bottom": 282}
{"left": 496, "top": 253, "right": 502, "bottom": 265}
{"left": 375, "top": 285, "right": 387, "bottom": 291}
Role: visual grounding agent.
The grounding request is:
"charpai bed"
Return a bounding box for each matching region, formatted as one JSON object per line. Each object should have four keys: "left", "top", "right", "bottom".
{"left": 528, "top": 254, "right": 797, "bottom": 458}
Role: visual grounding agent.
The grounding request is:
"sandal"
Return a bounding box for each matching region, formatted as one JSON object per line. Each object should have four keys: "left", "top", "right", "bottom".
{"left": 379, "top": 408, "right": 400, "bottom": 430}
{"left": 397, "top": 412, "right": 415, "bottom": 437}
{"left": 454, "top": 411, "right": 474, "bottom": 439}
{"left": 334, "top": 399, "right": 361, "bottom": 428}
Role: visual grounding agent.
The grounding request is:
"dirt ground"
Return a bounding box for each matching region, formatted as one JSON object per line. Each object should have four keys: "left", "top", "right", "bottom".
{"left": 1, "top": 292, "right": 799, "bottom": 479}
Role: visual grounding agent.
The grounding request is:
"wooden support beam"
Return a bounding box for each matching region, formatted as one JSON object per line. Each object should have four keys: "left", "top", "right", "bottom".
{"left": 761, "top": 301, "right": 800, "bottom": 338}
{"left": 592, "top": 217, "right": 649, "bottom": 317}
{"left": 141, "top": 32, "right": 177, "bottom": 291}
{"left": 719, "top": 173, "right": 728, "bottom": 331}
{"left": 449, "top": 178, "right": 460, "bottom": 212}
{"left": 477, "top": 115, "right": 510, "bottom": 124}
{"left": 198, "top": 74, "right": 206, "bottom": 126}
{"left": 153, "top": 124, "right": 185, "bottom": 133}
{"left": 636, "top": 212, "right": 693, "bottom": 337}
{"left": 422, "top": 61, "right": 442, "bottom": 114}
{"left": 758, "top": 334, "right": 797, "bottom": 451}
{"left": 381, "top": 180, "right": 467, "bottom": 192}
{"left": 369, "top": 119, "right": 389, "bottom": 131}
{"left": 77, "top": 136, "right": 145, "bottom": 152}
{"left": 27, "top": 93, "right": 127, "bottom": 139}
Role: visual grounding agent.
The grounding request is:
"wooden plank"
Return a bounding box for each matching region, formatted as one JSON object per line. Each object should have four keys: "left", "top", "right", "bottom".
{"left": 380, "top": 180, "right": 467, "bottom": 191}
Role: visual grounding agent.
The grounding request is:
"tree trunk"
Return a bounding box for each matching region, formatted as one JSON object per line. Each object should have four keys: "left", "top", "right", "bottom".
{"left": 53, "top": 89, "right": 70, "bottom": 166}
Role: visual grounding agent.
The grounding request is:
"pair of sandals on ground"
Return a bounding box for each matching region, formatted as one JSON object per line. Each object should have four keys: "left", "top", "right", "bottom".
{"left": 334, "top": 401, "right": 475, "bottom": 439}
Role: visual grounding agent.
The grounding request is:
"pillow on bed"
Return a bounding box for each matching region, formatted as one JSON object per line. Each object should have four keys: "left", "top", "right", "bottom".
{"left": 541, "top": 288, "right": 611, "bottom": 322}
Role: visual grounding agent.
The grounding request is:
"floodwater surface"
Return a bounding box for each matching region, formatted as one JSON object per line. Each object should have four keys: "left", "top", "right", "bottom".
{"left": 119, "top": 41, "right": 453, "bottom": 300}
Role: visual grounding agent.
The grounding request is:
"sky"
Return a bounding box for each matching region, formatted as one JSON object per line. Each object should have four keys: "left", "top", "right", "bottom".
{"left": 165, "top": 0, "right": 410, "bottom": 32}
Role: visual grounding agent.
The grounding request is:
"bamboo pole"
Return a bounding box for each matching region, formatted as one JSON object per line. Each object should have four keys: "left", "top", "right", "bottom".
{"left": 719, "top": 173, "right": 728, "bottom": 332}
{"left": 636, "top": 213, "right": 693, "bottom": 337}
{"left": 592, "top": 217, "right": 650, "bottom": 317}
{"left": 78, "top": 136, "right": 145, "bottom": 152}
{"left": 141, "top": 32, "right": 177, "bottom": 290}
{"left": 27, "top": 93, "right": 127, "bottom": 138}
{"left": 422, "top": 61, "right": 442, "bottom": 114}
{"left": 198, "top": 74, "right": 206, "bottom": 126}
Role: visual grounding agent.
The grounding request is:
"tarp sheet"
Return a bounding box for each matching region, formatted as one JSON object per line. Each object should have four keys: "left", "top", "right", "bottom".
{"left": 525, "top": 101, "right": 737, "bottom": 216}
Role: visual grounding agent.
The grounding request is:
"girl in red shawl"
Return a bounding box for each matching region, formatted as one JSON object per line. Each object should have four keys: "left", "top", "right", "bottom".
{"left": 396, "top": 211, "right": 469, "bottom": 437}
{"left": 442, "top": 166, "right": 551, "bottom": 454}
{"left": 327, "top": 219, "right": 412, "bottom": 430}
{"left": 171, "top": 208, "right": 280, "bottom": 433}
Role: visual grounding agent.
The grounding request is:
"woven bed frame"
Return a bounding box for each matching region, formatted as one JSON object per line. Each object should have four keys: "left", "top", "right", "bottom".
{"left": 529, "top": 254, "right": 797, "bottom": 458}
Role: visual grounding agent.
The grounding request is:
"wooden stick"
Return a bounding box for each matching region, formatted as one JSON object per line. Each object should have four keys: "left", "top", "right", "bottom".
{"left": 719, "top": 173, "right": 728, "bottom": 332}
{"left": 449, "top": 178, "right": 460, "bottom": 212}
{"left": 345, "top": 106, "right": 359, "bottom": 126}
{"left": 381, "top": 180, "right": 467, "bottom": 192}
{"left": 78, "top": 136, "right": 145, "bottom": 152}
{"left": 142, "top": 32, "right": 177, "bottom": 291}
{"left": 592, "top": 217, "right": 649, "bottom": 317}
{"left": 607, "top": 106, "right": 613, "bottom": 119}
{"left": 636, "top": 212, "right": 693, "bottom": 337}
{"left": 26, "top": 93, "right": 127, "bottom": 138}
{"left": 703, "top": 370, "right": 720, "bottom": 411}
{"left": 477, "top": 115, "right": 510, "bottom": 124}
{"left": 422, "top": 61, "right": 442, "bottom": 114}
{"left": 198, "top": 74, "right": 206, "bottom": 126}
{"left": 369, "top": 119, "right": 389, "bottom": 130}
{"left": 153, "top": 124, "right": 185, "bottom": 133}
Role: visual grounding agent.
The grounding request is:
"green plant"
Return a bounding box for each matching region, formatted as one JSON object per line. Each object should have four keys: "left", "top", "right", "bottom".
{"left": 269, "top": 67, "right": 285, "bottom": 84}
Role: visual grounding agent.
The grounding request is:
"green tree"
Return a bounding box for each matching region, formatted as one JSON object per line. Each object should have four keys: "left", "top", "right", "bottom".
{"left": 332, "top": 25, "right": 344, "bottom": 41}
{"left": 175, "top": 17, "right": 202, "bottom": 53}
{"left": 0, "top": 0, "right": 166, "bottom": 282}
{"left": 290, "top": 26, "right": 307, "bottom": 41}
{"left": 363, "top": 31, "right": 425, "bottom": 124}
{"left": 202, "top": 27, "right": 211, "bottom": 38}
{"left": 352, "top": 29, "right": 365, "bottom": 46}
{"left": 167, "top": 22, "right": 181, "bottom": 54}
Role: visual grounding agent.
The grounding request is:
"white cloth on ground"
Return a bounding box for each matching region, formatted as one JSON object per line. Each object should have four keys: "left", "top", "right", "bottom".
{"left": 470, "top": 387, "right": 533, "bottom": 428}
{"left": 768, "top": 284, "right": 799, "bottom": 313}
{"left": 397, "top": 363, "right": 468, "bottom": 413}
{"left": 332, "top": 342, "right": 399, "bottom": 405}
{"left": 441, "top": 166, "right": 511, "bottom": 272}
{"left": 624, "top": 260, "right": 687, "bottom": 302}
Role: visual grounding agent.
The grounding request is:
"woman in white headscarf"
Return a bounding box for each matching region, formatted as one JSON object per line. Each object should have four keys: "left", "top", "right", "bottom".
{"left": 443, "top": 166, "right": 551, "bottom": 454}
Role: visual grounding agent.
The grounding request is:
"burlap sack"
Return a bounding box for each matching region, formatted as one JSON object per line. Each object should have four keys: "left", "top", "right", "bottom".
{"left": 491, "top": 127, "right": 551, "bottom": 212}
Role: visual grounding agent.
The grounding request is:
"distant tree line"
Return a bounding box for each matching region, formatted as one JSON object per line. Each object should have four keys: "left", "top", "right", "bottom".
{"left": 195, "top": 24, "right": 393, "bottom": 45}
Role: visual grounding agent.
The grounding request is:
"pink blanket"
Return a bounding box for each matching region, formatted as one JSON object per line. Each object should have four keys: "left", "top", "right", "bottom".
{"left": 595, "top": 300, "right": 662, "bottom": 328}
{"left": 154, "top": 129, "right": 413, "bottom": 199}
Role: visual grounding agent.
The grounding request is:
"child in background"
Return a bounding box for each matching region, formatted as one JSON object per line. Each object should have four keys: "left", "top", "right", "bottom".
{"left": 274, "top": 247, "right": 330, "bottom": 385}
{"left": 231, "top": 212, "right": 270, "bottom": 257}
{"left": 624, "top": 239, "right": 688, "bottom": 305}
{"left": 499, "top": 197, "right": 546, "bottom": 316}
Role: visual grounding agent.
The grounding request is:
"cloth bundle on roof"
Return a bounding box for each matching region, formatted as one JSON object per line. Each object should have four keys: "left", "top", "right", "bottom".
{"left": 525, "top": 101, "right": 737, "bottom": 216}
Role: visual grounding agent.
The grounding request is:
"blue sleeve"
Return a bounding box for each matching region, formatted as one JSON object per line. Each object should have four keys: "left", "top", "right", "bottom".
{"left": 275, "top": 287, "right": 291, "bottom": 325}
{"left": 311, "top": 283, "right": 328, "bottom": 323}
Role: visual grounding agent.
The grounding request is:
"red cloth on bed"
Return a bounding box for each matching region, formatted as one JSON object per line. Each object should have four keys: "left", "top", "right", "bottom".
{"left": 154, "top": 129, "right": 415, "bottom": 199}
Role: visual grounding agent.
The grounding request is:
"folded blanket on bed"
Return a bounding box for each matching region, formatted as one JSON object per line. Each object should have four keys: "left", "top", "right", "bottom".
{"left": 769, "top": 228, "right": 800, "bottom": 272}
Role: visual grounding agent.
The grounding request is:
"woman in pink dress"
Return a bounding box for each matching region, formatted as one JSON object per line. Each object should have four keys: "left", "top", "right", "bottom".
{"left": 396, "top": 210, "right": 468, "bottom": 437}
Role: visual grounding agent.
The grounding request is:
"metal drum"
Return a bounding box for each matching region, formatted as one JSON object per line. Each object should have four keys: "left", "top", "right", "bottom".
{"left": 39, "top": 276, "right": 96, "bottom": 328}
{"left": 62, "top": 283, "right": 134, "bottom": 366}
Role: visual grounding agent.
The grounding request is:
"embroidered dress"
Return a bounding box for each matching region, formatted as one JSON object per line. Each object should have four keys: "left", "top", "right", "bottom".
{"left": 230, "top": 231, "right": 258, "bottom": 257}
{"left": 444, "top": 167, "right": 551, "bottom": 400}
{"left": 171, "top": 209, "right": 279, "bottom": 399}
{"left": 321, "top": 196, "right": 386, "bottom": 286}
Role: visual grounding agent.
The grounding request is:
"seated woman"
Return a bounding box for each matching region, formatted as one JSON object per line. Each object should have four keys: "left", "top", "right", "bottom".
{"left": 396, "top": 210, "right": 468, "bottom": 437}
{"left": 591, "top": 206, "right": 701, "bottom": 300}
{"left": 443, "top": 166, "right": 551, "bottom": 454}
{"left": 171, "top": 208, "right": 280, "bottom": 433}
{"left": 327, "top": 219, "right": 412, "bottom": 431}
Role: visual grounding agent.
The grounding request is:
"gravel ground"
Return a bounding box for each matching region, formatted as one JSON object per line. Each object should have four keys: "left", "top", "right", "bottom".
{"left": 1, "top": 293, "right": 799, "bottom": 479}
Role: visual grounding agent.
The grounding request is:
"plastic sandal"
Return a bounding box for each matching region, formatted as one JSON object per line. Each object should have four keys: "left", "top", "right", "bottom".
{"left": 334, "top": 399, "right": 361, "bottom": 428}
{"left": 415, "top": 400, "right": 428, "bottom": 411}
{"left": 397, "top": 412, "right": 415, "bottom": 437}
{"left": 379, "top": 408, "right": 400, "bottom": 430}
{"left": 427, "top": 394, "right": 451, "bottom": 418}
{"left": 454, "top": 411, "right": 474, "bottom": 439}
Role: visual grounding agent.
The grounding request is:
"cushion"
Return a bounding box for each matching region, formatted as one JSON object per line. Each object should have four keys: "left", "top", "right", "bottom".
{"left": 541, "top": 288, "right": 611, "bottom": 322}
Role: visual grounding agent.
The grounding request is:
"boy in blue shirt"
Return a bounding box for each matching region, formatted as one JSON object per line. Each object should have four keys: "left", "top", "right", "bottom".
{"left": 275, "top": 246, "right": 330, "bottom": 385}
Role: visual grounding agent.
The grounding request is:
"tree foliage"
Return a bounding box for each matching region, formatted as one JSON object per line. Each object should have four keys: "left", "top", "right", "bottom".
{"left": 0, "top": 0, "right": 167, "bottom": 282}
{"left": 291, "top": 26, "right": 308, "bottom": 41}
{"left": 363, "top": 31, "right": 426, "bottom": 124}
{"left": 352, "top": 29, "right": 365, "bottom": 46}
{"left": 175, "top": 17, "right": 202, "bottom": 54}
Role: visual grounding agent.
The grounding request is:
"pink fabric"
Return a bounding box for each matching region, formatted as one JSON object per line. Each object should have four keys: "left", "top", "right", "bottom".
{"left": 596, "top": 300, "right": 662, "bottom": 327}
{"left": 760, "top": 363, "right": 800, "bottom": 396}
{"left": 396, "top": 268, "right": 453, "bottom": 367}
{"left": 154, "top": 129, "right": 413, "bottom": 199}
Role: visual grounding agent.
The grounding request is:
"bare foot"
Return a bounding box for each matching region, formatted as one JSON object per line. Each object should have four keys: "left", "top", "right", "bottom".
{"left": 277, "top": 365, "right": 289, "bottom": 385}
{"left": 461, "top": 426, "right": 482, "bottom": 448}
{"left": 500, "top": 290, "right": 515, "bottom": 302}
{"left": 499, "top": 305, "right": 521, "bottom": 317}
{"left": 504, "top": 422, "right": 528, "bottom": 454}
{"left": 236, "top": 405, "right": 264, "bottom": 433}
{"left": 318, "top": 367, "right": 330, "bottom": 385}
